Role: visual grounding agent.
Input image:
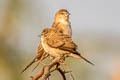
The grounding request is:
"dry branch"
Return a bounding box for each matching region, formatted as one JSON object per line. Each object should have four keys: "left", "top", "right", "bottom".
{"left": 31, "top": 57, "right": 67, "bottom": 80}
{"left": 31, "top": 57, "right": 75, "bottom": 80}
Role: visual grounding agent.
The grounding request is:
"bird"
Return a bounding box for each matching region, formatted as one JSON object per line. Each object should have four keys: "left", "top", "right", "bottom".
{"left": 52, "top": 9, "right": 72, "bottom": 37}
{"left": 41, "top": 28, "right": 94, "bottom": 65}
{"left": 21, "top": 9, "right": 72, "bottom": 73}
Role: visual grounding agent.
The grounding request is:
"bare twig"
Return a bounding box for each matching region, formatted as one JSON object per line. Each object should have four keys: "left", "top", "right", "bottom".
{"left": 31, "top": 68, "right": 44, "bottom": 80}
{"left": 31, "top": 57, "right": 75, "bottom": 80}
{"left": 57, "top": 68, "right": 66, "bottom": 80}
{"left": 50, "top": 63, "right": 66, "bottom": 80}
{"left": 41, "top": 57, "right": 61, "bottom": 80}
{"left": 31, "top": 57, "right": 65, "bottom": 80}
{"left": 63, "top": 62, "right": 75, "bottom": 80}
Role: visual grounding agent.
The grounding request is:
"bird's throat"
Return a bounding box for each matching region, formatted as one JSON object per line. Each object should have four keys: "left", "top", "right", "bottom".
{"left": 55, "top": 21, "right": 72, "bottom": 37}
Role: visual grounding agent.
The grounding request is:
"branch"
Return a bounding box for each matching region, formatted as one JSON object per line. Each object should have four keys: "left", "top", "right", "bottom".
{"left": 31, "top": 57, "right": 66, "bottom": 80}
{"left": 41, "top": 57, "right": 61, "bottom": 80}
{"left": 31, "top": 57, "right": 75, "bottom": 80}
{"left": 57, "top": 68, "right": 66, "bottom": 80}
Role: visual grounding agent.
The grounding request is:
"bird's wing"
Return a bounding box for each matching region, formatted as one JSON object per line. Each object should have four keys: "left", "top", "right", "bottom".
{"left": 59, "top": 35, "right": 77, "bottom": 53}
{"left": 37, "top": 41, "right": 44, "bottom": 54}
{"left": 47, "top": 33, "right": 65, "bottom": 48}
{"left": 47, "top": 32, "right": 77, "bottom": 53}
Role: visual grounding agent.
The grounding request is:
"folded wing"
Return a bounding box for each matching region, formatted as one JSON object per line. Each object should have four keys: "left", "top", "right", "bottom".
{"left": 47, "top": 31, "right": 77, "bottom": 53}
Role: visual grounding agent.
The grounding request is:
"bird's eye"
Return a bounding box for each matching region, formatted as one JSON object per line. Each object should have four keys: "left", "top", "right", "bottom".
{"left": 61, "top": 13, "right": 64, "bottom": 15}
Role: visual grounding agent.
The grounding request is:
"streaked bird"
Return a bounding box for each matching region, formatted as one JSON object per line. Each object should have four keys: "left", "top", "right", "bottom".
{"left": 21, "top": 9, "right": 72, "bottom": 73}
{"left": 52, "top": 9, "right": 72, "bottom": 37}
{"left": 41, "top": 28, "right": 94, "bottom": 65}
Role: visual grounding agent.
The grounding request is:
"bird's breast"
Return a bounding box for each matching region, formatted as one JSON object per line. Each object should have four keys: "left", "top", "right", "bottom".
{"left": 41, "top": 37, "right": 70, "bottom": 57}
{"left": 58, "top": 23, "right": 72, "bottom": 37}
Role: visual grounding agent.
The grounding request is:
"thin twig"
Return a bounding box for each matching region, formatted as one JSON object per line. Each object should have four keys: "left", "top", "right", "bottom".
{"left": 50, "top": 63, "right": 66, "bottom": 80}
{"left": 57, "top": 68, "right": 66, "bottom": 80}
{"left": 31, "top": 57, "right": 75, "bottom": 80}
{"left": 41, "top": 57, "right": 61, "bottom": 80}
{"left": 31, "top": 68, "right": 44, "bottom": 80}
{"left": 63, "top": 61, "right": 75, "bottom": 80}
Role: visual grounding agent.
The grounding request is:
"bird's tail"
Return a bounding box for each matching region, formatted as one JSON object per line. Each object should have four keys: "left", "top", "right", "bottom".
{"left": 70, "top": 52, "right": 94, "bottom": 66}
{"left": 21, "top": 54, "right": 43, "bottom": 73}
{"left": 21, "top": 57, "right": 36, "bottom": 73}
{"left": 21, "top": 46, "right": 45, "bottom": 73}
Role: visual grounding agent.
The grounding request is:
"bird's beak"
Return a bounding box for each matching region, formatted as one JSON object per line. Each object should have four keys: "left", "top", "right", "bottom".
{"left": 37, "top": 34, "right": 41, "bottom": 37}
{"left": 65, "top": 13, "right": 70, "bottom": 17}
{"left": 38, "top": 33, "right": 43, "bottom": 37}
{"left": 68, "top": 12, "right": 70, "bottom": 15}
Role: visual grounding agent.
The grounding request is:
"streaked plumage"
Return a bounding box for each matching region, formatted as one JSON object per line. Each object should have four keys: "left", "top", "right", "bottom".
{"left": 41, "top": 28, "right": 94, "bottom": 65}
{"left": 21, "top": 9, "right": 72, "bottom": 73}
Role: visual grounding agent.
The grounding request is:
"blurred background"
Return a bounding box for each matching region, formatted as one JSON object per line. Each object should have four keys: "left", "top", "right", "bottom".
{"left": 0, "top": 0, "right": 120, "bottom": 80}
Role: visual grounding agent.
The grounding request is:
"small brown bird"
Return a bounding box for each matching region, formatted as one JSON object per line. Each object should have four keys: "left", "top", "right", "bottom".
{"left": 41, "top": 28, "right": 94, "bottom": 65}
{"left": 21, "top": 9, "right": 72, "bottom": 73}
{"left": 52, "top": 9, "right": 72, "bottom": 37}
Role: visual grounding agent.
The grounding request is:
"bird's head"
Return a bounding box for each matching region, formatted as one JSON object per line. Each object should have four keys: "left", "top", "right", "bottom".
{"left": 41, "top": 28, "right": 51, "bottom": 37}
{"left": 54, "top": 9, "right": 70, "bottom": 23}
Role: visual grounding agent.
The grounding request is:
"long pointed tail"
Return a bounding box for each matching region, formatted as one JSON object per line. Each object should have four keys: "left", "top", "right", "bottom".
{"left": 21, "top": 54, "right": 41, "bottom": 73}
{"left": 21, "top": 47, "right": 45, "bottom": 73}
{"left": 79, "top": 54, "right": 94, "bottom": 65}
{"left": 21, "top": 56, "right": 38, "bottom": 73}
{"left": 70, "top": 53, "right": 94, "bottom": 66}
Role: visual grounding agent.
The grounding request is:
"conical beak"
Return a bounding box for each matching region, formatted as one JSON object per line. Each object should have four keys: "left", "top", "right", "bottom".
{"left": 38, "top": 34, "right": 41, "bottom": 37}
